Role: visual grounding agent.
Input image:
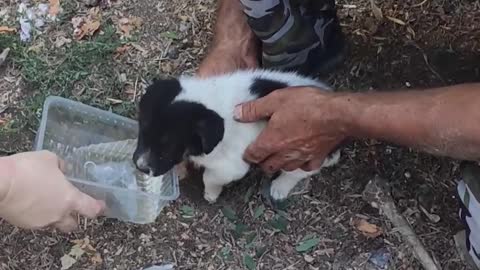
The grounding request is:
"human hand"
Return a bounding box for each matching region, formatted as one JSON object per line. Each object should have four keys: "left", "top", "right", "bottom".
{"left": 0, "top": 151, "right": 105, "bottom": 232}
{"left": 234, "top": 87, "right": 349, "bottom": 172}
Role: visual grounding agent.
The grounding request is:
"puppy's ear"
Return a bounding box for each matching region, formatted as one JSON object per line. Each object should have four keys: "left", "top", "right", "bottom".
{"left": 193, "top": 110, "right": 224, "bottom": 155}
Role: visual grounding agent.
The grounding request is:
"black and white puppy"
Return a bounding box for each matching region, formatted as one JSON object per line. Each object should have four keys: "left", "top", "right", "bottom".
{"left": 133, "top": 69, "right": 340, "bottom": 203}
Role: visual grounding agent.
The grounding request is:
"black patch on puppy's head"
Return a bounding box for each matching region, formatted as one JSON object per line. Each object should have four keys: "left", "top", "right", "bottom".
{"left": 249, "top": 78, "right": 288, "bottom": 98}
{"left": 133, "top": 78, "right": 224, "bottom": 176}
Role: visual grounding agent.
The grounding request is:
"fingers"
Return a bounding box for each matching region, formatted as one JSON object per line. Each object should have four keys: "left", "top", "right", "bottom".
{"left": 234, "top": 93, "right": 282, "bottom": 123}
{"left": 71, "top": 192, "right": 105, "bottom": 219}
{"left": 54, "top": 215, "right": 78, "bottom": 233}
{"left": 243, "top": 128, "right": 279, "bottom": 164}
{"left": 259, "top": 153, "right": 290, "bottom": 174}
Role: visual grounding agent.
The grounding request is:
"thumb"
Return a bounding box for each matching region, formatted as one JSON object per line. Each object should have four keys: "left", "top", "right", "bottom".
{"left": 234, "top": 94, "right": 279, "bottom": 122}
{"left": 71, "top": 191, "right": 106, "bottom": 219}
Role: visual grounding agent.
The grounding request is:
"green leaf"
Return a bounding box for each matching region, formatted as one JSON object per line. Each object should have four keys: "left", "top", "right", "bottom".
{"left": 180, "top": 205, "right": 195, "bottom": 218}
{"left": 253, "top": 205, "right": 265, "bottom": 219}
{"left": 234, "top": 223, "right": 249, "bottom": 237}
{"left": 295, "top": 237, "right": 320, "bottom": 253}
{"left": 243, "top": 254, "right": 256, "bottom": 270}
{"left": 246, "top": 232, "right": 256, "bottom": 245}
{"left": 244, "top": 186, "right": 255, "bottom": 203}
{"left": 255, "top": 246, "right": 267, "bottom": 258}
{"left": 220, "top": 247, "right": 232, "bottom": 260}
{"left": 275, "top": 199, "right": 291, "bottom": 211}
{"left": 269, "top": 215, "right": 288, "bottom": 233}
{"left": 221, "top": 206, "right": 238, "bottom": 222}
{"left": 161, "top": 31, "right": 179, "bottom": 40}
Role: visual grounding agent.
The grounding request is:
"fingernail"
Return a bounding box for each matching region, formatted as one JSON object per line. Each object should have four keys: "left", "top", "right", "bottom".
{"left": 233, "top": 105, "right": 242, "bottom": 120}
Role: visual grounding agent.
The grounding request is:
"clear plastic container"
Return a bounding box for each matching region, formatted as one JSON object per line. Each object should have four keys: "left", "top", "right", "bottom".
{"left": 33, "top": 96, "right": 179, "bottom": 224}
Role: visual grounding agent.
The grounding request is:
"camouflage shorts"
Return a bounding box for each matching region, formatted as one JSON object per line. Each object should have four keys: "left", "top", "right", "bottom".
{"left": 458, "top": 162, "right": 480, "bottom": 269}
{"left": 239, "top": 0, "right": 345, "bottom": 75}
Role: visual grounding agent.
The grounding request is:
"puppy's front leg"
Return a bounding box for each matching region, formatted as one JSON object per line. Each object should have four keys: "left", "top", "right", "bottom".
{"left": 202, "top": 169, "right": 224, "bottom": 203}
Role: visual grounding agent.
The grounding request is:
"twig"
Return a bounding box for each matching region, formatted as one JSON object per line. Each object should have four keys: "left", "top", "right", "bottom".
{"left": 412, "top": 0, "right": 428, "bottom": 8}
{"left": 0, "top": 48, "right": 10, "bottom": 66}
{"left": 132, "top": 76, "right": 139, "bottom": 102}
{"left": 362, "top": 176, "right": 442, "bottom": 270}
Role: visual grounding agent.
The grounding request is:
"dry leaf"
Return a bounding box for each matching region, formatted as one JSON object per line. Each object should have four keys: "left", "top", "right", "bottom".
{"left": 0, "top": 26, "right": 16, "bottom": 33}
{"left": 352, "top": 218, "right": 383, "bottom": 238}
{"left": 130, "top": 42, "right": 148, "bottom": 55}
{"left": 60, "top": 255, "right": 77, "bottom": 270}
{"left": 91, "top": 252, "right": 103, "bottom": 264}
{"left": 72, "top": 7, "right": 101, "bottom": 40}
{"left": 61, "top": 240, "right": 86, "bottom": 270}
{"left": 27, "top": 41, "right": 45, "bottom": 53}
{"left": 78, "top": 20, "right": 100, "bottom": 39}
{"left": 69, "top": 245, "right": 86, "bottom": 259}
{"left": 71, "top": 17, "right": 83, "bottom": 29}
{"left": 386, "top": 16, "right": 406, "bottom": 25}
{"left": 54, "top": 36, "right": 72, "bottom": 47}
{"left": 117, "top": 16, "right": 142, "bottom": 38}
{"left": 115, "top": 44, "right": 130, "bottom": 55}
{"left": 369, "top": 0, "right": 383, "bottom": 20}
{"left": 49, "top": 0, "right": 60, "bottom": 18}
{"left": 88, "top": 6, "right": 101, "bottom": 17}
{"left": 72, "top": 19, "right": 100, "bottom": 40}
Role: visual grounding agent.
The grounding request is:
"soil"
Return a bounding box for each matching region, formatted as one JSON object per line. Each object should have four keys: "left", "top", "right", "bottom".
{"left": 0, "top": 0, "right": 480, "bottom": 269}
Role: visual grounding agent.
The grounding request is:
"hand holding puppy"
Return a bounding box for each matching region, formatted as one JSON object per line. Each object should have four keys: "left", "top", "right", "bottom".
{"left": 235, "top": 87, "right": 347, "bottom": 173}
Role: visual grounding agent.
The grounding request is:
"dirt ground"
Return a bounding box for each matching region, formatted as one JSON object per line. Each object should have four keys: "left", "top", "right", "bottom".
{"left": 1, "top": 0, "right": 480, "bottom": 269}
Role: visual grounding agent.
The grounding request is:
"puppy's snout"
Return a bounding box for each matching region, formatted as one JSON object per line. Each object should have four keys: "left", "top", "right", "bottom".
{"left": 134, "top": 151, "right": 151, "bottom": 174}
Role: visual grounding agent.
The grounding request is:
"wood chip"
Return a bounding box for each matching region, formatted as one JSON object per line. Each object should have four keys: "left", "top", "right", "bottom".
{"left": 352, "top": 218, "right": 383, "bottom": 238}
{"left": 0, "top": 26, "right": 16, "bottom": 33}
{"left": 369, "top": 0, "right": 383, "bottom": 20}
{"left": 386, "top": 16, "right": 406, "bottom": 25}
{"left": 49, "top": 0, "right": 60, "bottom": 18}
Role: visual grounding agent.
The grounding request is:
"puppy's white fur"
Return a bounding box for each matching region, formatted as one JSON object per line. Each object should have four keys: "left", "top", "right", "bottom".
{"left": 173, "top": 69, "right": 340, "bottom": 202}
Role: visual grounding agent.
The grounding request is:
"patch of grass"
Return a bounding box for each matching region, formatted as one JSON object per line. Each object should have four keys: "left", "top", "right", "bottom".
{"left": 3, "top": 24, "right": 134, "bottom": 132}
{"left": 19, "top": 25, "right": 122, "bottom": 96}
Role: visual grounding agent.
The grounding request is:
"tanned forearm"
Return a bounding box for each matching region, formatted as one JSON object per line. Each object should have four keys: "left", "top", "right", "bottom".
{"left": 210, "top": 0, "right": 257, "bottom": 58}
{"left": 340, "top": 83, "right": 480, "bottom": 161}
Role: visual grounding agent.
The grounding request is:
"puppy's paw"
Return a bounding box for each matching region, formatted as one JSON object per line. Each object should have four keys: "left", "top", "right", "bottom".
{"left": 203, "top": 192, "right": 219, "bottom": 204}
{"left": 322, "top": 150, "right": 340, "bottom": 167}
{"left": 270, "top": 181, "right": 291, "bottom": 202}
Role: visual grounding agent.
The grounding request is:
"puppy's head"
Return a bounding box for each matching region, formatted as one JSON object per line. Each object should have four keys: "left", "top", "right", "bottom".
{"left": 133, "top": 78, "right": 224, "bottom": 176}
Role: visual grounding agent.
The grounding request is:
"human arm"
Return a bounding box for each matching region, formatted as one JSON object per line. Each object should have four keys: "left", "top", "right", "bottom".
{"left": 0, "top": 151, "right": 105, "bottom": 232}
{"left": 234, "top": 83, "right": 480, "bottom": 172}
{"left": 197, "top": 0, "right": 258, "bottom": 77}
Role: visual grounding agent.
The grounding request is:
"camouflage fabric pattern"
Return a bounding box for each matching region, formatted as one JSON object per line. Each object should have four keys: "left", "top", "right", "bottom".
{"left": 457, "top": 162, "right": 480, "bottom": 268}
{"left": 240, "top": 0, "right": 344, "bottom": 75}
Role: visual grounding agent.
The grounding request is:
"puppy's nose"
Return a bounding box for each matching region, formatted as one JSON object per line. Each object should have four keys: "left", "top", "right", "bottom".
{"left": 135, "top": 153, "right": 151, "bottom": 174}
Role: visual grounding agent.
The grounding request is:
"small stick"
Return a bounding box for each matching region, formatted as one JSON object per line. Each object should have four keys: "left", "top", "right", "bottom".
{"left": 0, "top": 48, "right": 10, "bottom": 66}
{"left": 362, "top": 176, "right": 442, "bottom": 270}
